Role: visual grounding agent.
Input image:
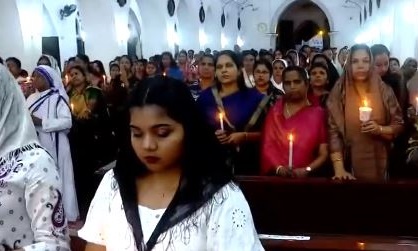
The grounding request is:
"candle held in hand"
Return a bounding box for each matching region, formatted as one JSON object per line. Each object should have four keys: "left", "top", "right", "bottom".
{"left": 219, "top": 112, "right": 224, "bottom": 131}
{"left": 359, "top": 99, "right": 372, "bottom": 122}
{"left": 70, "top": 103, "right": 74, "bottom": 112}
{"left": 288, "top": 133, "right": 294, "bottom": 170}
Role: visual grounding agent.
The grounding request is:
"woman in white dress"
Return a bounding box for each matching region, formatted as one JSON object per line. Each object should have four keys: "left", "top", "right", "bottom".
{"left": 26, "top": 65, "right": 79, "bottom": 222}
{"left": 79, "top": 76, "right": 264, "bottom": 251}
{"left": 0, "top": 64, "right": 70, "bottom": 250}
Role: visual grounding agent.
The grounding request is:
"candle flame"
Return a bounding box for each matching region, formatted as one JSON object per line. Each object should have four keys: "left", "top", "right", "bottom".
{"left": 288, "top": 133, "right": 294, "bottom": 142}
{"left": 26, "top": 77, "right": 30, "bottom": 82}
{"left": 163, "top": 72, "right": 167, "bottom": 77}
{"left": 219, "top": 112, "right": 223, "bottom": 120}
{"left": 362, "top": 99, "right": 369, "bottom": 107}
{"left": 70, "top": 103, "right": 74, "bottom": 111}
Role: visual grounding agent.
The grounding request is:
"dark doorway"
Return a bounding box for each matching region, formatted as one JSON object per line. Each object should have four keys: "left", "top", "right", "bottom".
{"left": 42, "top": 36, "right": 61, "bottom": 69}
{"left": 277, "top": 20, "right": 294, "bottom": 52}
{"left": 75, "top": 17, "right": 85, "bottom": 55}
{"left": 294, "top": 20, "right": 319, "bottom": 44}
{"left": 276, "top": 0, "right": 330, "bottom": 51}
{"left": 127, "top": 37, "right": 138, "bottom": 57}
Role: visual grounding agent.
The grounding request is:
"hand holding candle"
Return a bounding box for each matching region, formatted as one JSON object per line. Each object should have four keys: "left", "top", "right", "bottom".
{"left": 359, "top": 99, "right": 372, "bottom": 122}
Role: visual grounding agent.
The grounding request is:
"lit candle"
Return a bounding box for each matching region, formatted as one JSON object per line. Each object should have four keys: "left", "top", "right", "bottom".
{"left": 103, "top": 75, "right": 106, "bottom": 85}
{"left": 415, "top": 97, "right": 418, "bottom": 116}
{"left": 288, "top": 133, "right": 294, "bottom": 170}
{"left": 70, "top": 103, "right": 74, "bottom": 112}
{"left": 163, "top": 72, "right": 167, "bottom": 77}
{"left": 65, "top": 75, "right": 69, "bottom": 85}
{"left": 359, "top": 99, "right": 372, "bottom": 122}
{"left": 219, "top": 112, "right": 225, "bottom": 131}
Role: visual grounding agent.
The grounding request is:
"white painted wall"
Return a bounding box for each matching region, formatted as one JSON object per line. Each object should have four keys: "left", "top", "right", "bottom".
{"left": 1, "top": 0, "right": 417, "bottom": 72}
{"left": 355, "top": 0, "right": 418, "bottom": 63}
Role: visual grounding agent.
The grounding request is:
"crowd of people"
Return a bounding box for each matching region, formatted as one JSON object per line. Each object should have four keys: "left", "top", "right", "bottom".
{"left": 1, "top": 42, "right": 418, "bottom": 250}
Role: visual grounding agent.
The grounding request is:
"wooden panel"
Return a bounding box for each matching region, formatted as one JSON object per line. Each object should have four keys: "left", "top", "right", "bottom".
{"left": 71, "top": 177, "right": 418, "bottom": 250}
{"left": 261, "top": 235, "right": 418, "bottom": 251}
{"left": 237, "top": 177, "right": 418, "bottom": 237}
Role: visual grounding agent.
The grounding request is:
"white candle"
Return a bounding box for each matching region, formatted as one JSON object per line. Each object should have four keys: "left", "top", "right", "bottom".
{"left": 415, "top": 97, "right": 418, "bottom": 116}
{"left": 359, "top": 99, "right": 372, "bottom": 122}
{"left": 219, "top": 112, "right": 225, "bottom": 131}
{"left": 70, "top": 103, "right": 74, "bottom": 112}
{"left": 288, "top": 133, "right": 294, "bottom": 170}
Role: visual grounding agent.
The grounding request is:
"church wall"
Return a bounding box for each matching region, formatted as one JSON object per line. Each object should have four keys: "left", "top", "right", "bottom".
{"left": 0, "top": 0, "right": 417, "bottom": 72}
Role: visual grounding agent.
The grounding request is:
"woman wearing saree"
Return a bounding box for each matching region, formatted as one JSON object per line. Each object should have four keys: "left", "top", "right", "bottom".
{"left": 67, "top": 65, "right": 116, "bottom": 218}
{"left": 197, "top": 50, "right": 266, "bottom": 175}
{"left": 26, "top": 65, "right": 79, "bottom": 222}
{"left": 261, "top": 66, "right": 328, "bottom": 177}
{"left": 327, "top": 44, "right": 404, "bottom": 181}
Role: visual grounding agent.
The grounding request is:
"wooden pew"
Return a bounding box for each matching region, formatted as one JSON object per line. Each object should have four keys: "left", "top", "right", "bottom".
{"left": 238, "top": 176, "right": 418, "bottom": 250}
{"left": 71, "top": 177, "right": 418, "bottom": 250}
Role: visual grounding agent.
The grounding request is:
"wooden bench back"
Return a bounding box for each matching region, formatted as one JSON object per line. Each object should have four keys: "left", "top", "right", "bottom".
{"left": 237, "top": 176, "right": 418, "bottom": 237}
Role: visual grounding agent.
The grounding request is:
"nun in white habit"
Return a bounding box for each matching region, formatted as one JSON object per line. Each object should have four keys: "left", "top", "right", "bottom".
{"left": 26, "top": 65, "right": 79, "bottom": 222}
{"left": 0, "top": 64, "right": 70, "bottom": 250}
{"left": 37, "top": 54, "right": 62, "bottom": 76}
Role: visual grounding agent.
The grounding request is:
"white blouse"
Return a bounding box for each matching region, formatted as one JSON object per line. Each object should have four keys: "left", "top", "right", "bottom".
{"left": 79, "top": 170, "right": 264, "bottom": 251}
{"left": 0, "top": 144, "right": 70, "bottom": 250}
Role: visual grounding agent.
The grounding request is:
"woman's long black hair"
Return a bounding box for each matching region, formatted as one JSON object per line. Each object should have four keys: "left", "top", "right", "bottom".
{"left": 113, "top": 76, "right": 233, "bottom": 250}
{"left": 311, "top": 53, "right": 340, "bottom": 90}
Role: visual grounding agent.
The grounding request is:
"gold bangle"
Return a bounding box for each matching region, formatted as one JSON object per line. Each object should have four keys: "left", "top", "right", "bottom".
{"left": 330, "top": 152, "right": 343, "bottom": 162}
{"left": 275, "top": 166, "right": 283, "bottom": 175}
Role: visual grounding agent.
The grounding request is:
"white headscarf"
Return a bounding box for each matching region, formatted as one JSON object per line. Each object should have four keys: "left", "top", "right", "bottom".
{"left": 0, "top": 64, "right": 39, "bottom": 157}
{"left": 39, "top": 54, "right": 61, "bottom": 76}
{"left": 34, "top": 65, "right": 69, "bottom": 102}
{"left": 271, "top": 59, "right": 288, "bottom": 92}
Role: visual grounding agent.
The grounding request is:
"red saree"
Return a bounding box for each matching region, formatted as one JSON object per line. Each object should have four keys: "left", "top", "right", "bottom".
{"left": 261, "top": 98, "right": 327, "bottom": 174}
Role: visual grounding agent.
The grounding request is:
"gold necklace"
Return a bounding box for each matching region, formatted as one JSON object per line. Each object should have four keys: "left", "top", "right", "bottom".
{"left": 285, "top": 99, "right": 311, "bottom": 117}
{"left": 285, "top": 102, "right": 292, "bottom": 117}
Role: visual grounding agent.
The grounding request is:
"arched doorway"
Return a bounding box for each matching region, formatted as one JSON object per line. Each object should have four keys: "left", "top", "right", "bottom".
{"left": 276, "top": 0, "right": 330, "bottom": 52}
{"left": 127, "top": 9, "right": 142, "bottom": 58}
